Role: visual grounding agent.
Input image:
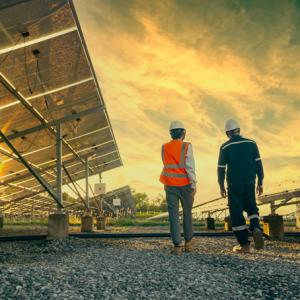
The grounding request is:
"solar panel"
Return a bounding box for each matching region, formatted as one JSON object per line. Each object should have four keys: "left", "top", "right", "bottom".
{"left": 0, "top": 0, "right": 122, "bottom": 213}
{"left": 102, "top": 186, "right": 135, "bottom": 214}
{"left": 61, "top": 185, "right": 135, "bottom": 217}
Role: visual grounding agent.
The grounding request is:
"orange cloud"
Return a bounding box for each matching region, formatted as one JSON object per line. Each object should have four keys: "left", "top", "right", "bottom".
{"left": 74, "top": 0, "right": 300, "bottom": 207}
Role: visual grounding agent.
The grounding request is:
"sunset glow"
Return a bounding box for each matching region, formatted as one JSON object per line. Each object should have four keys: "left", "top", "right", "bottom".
{"left": 74, "top": 0, "right": 300, "bottom": 206}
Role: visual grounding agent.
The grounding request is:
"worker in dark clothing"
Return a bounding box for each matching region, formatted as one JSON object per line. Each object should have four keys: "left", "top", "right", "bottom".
{"left": 218, "top": 119, "right": 264, "bottom": 253}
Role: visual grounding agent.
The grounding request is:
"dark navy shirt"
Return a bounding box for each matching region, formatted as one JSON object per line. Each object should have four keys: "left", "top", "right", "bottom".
{"left": 217, "top": 135, "right": 264, "bottom": 188}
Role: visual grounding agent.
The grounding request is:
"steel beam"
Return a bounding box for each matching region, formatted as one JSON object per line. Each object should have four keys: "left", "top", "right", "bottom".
{"left": 202, "top": 207, "right": 227, "bottom": 216}
{"left": 3, "top": 192, "right": 69, "bottom": 209}
{"left": 26, "top": 77, "right": 93, "bottom": 100}
{"left": 1, "top": 105, "right": 104, "bottom": 142}
{"left": 0, "top": 27, "right": 77, "bottom": 55}
{"left": 63, "top": 158, "right": 120, "bottom": 180}
{"left": 1, "top": 158, "right": 117, "bottom": 209}
{"left": 69, "top": 0, "right": 123, "bottom": 168}
{"left": 258, "top": 189, "right": 300, "bottom": 203}
{"left": 0, "top": 130, "right": 62, "bottom": 208}
{"left": 62, "top": 165, "right": 88, "bottom": 210}
{"left": 0, "top": 141, "right": 114, "bottom": 186}
{"left": 0, "top": 147, "right": 53, "bottom": 179}
{"left": 273, "top": 199, "right": 300, "bottom": 209}
{"left": 2, "top": 182, "right": 40, "bottom": 194}
{"left": 149, "top": 197, "right": 224, "bottom": 220}
{"left": 0, "top": 73, "right": 92, "bottom": 173}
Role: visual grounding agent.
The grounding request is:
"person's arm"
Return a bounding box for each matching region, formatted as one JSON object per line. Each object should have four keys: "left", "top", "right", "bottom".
{"left": 185, "top": 144, "right": 197, "bottom": 190}
{"left": 253, "top": 143, "right": 264, "bottom": 195}
{"left": 217, "top": 146, "right": 227, "bottom": 197}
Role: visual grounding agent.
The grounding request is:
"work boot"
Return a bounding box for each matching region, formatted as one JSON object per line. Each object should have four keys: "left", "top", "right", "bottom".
{"left": 171, "top": 245, "right": 183, "bottom": 255}
{"left": 253, "top": 228, "right": 264, "bottom": 250}
{"left": 185, "top": 239, "right": 196, "bottom": 252}
{"left": 232, "top": 243, "right": 251, "bottom": 253}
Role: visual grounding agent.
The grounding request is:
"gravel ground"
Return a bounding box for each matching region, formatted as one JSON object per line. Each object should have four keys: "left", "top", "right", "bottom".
{"left": 0, "top": 237, "right": 299, "bottom": 299}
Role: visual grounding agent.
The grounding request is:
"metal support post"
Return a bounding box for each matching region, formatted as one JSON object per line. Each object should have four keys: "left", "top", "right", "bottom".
{"left": 56, "top": 124, "right": 63, "bottom": 209}
{"left": 270, "top": 201, "right": 276, "bottom": 215}
{"left": 296, "top": 203, "right": 300, "bottom": 229}
{"left": 98, "top": 173, "right": 103, "bottom": 214}
{"left": 85, "top": 157, "right": 89, "bottom": 210}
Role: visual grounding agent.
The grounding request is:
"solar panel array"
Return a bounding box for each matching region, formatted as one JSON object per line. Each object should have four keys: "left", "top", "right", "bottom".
{"left": 102, "top": 185, "right": 135, "bottom": 214}
{"left": 0, "top": 0, "right": 122, "bottom": 215}
{"left": 68, "top": 185, "right": 135, "bottom": 216}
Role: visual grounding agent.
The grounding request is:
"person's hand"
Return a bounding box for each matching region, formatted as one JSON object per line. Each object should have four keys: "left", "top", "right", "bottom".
{"left": 256, "top": 185, "right": 263, "bottom": 196}
{"left": 220, "top": 189, "right": 227, "bottom": 198}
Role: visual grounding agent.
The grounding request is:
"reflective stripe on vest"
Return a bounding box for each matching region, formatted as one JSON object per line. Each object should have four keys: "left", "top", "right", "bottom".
{"left": 161, "top": 142, "right": 186, "bottom": 169}
{"left": 161, "top": 171, "right": 189, "bottom": 178}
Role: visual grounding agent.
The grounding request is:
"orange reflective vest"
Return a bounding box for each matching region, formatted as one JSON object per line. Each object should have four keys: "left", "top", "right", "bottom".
{"left": 159, "top": 140, "right": 191, "bottom": 186}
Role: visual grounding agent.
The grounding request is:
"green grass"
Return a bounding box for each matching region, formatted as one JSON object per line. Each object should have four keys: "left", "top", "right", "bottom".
{"left": 284, "top": 221, "right": 297, "bottom": 227}
{"left": 134, "top": 212, "right": 164, "bottom": 219}
{"left": 3, "top": 218, "right": 82, "bottom": 226}
{"left": 2, "top": 217, "right": 296, "bottom": 228}
{"left": 4, "top": 218, "right": 48, "bottom": 226}
{"left": 106, "top": 217, "right": 226, "bottom": 227}
{"left": 106, "top": 217, "right": 169, "bottom": 227}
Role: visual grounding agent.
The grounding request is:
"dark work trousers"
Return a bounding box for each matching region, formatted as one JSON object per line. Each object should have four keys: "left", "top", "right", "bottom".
{"left": 228, "top": 183, "right": 260, "bottom": 246}
{"left": 165, "top": 184, "right": 194, "bottom": 246}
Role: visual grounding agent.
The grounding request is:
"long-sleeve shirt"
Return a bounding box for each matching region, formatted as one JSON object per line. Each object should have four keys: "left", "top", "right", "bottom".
{"left": 217, "top": 135, "right": 264, "bottom": 189}
{"left": 186, "top": 144, "right": 197, "bottom": 189}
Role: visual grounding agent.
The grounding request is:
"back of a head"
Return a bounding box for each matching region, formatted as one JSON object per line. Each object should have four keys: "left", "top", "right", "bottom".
{"left": 170, "top": 128, "right": 185, "bottom": 139}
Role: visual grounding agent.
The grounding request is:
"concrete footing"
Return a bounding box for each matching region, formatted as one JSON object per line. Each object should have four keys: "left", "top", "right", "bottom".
{"left": 48, "top": 211, "right": 69, "bottom": 239}
{"left": 263, "top": 215, "right": 284, "bottom": 240}
{"left": 96, "top": 216, "right": 106, "bottom": 230}
{"left": 224, "top": 216, "right": 232, "bottom": 231}
{"left": 0, "top": 214, "right": 3, "bottom": 229}
{"left": 81, "top": 215, "right": 94, "bottom": 232}
{"left": 205, "top": 217, "right": 215, "bottom": 230}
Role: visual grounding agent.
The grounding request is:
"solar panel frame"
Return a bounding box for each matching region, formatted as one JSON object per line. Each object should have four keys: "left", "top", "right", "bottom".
{"left": 0, "top": 0, "right": 122, "bottom": 213}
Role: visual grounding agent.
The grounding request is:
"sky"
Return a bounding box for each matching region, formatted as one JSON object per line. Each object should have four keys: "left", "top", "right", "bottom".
{"left": 73, "top": 0, "right": 300, "bottom": 213}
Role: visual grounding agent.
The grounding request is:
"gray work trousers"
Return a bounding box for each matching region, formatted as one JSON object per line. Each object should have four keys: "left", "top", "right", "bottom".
{"left": 165, "top": 184, "right": 194, "bottom": 245}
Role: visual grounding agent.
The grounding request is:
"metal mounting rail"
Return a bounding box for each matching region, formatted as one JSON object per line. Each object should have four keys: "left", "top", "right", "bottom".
{"left": 62, "top": 164, "right": 89, "bottom": 210}
{"left": 0, "top": 130, "right": 63, "bottom": 208}
{"left": 0, "top": 72, "right": 93, "bottom": 173}
{"left": 70, "top": 232, "right": 236, "bottom": 238}
{"left": 258, "top": 189, "right": 300, "bottom": 203}
{"left": 0, "top": 231, "right": 299, "bottom": 242}
{"left": 0, "top": 235, "right": 47, "bottom": 242}
{"left": 148, "top": 197, "right": 224, "bottom": 220}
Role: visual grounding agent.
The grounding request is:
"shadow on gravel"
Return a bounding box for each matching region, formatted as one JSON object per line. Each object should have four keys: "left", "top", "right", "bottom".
{"left": 0, "top": 238, "right": 109, "bottom": 264}
{"left": 99, "top": 237, "right": 300, "bottom": 261}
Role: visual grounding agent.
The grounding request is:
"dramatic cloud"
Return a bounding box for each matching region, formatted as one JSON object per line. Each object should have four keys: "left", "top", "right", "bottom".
{"left": 74, "top": 0, "right": 300, "bottom": 208}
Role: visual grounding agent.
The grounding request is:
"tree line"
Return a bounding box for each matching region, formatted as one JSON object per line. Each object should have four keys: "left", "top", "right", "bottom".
{"left": 132, "top": 190, "right": 167, "bottom": 212}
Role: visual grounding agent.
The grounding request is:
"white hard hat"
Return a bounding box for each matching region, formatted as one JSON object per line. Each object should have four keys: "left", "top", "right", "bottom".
{"left": 169, "top": 120, "right": 185, "bottom": 131}
{"left": 225, "top": 119, "right": 240, "bottom": 132}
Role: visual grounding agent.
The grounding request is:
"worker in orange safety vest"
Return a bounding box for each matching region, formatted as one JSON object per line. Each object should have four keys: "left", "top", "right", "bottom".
{"left": 160, "top": 120, "right": 197, "bottom": 254}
